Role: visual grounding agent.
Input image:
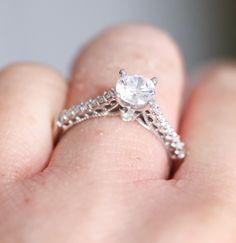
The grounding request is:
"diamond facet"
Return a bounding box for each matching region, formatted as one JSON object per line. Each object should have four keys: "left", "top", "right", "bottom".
{"left": 116, "top": 75, "right": 155, "bottom": 109}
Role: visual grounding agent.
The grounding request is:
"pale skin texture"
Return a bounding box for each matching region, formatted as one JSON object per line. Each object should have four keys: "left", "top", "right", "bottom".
{"left": 0, "top": 24, "right": 236, "bottom": 243}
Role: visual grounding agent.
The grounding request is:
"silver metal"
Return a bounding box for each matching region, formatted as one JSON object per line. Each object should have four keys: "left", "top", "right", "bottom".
{"left": 151, "top": 76, "right": 158, "bottom": 85}
{"left": 119, "top": 68, "right": 127, "bottom": 77}
{"left": 56, "top": 70, "right": 186, "bottom": 161}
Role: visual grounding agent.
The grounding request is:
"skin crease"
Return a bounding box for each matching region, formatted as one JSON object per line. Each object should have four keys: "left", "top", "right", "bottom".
{"left": 0, "top": 24, "right": 236, "bottom": 243}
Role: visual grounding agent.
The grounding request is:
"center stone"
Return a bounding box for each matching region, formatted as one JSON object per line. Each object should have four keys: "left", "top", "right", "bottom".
{"left": 116, "top": 74, "right": 155, "bottom": 109}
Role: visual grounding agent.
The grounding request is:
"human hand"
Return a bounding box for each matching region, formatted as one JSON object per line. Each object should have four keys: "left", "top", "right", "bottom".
{"left": 0, "top": 24, "right": 236, "bottom": 243}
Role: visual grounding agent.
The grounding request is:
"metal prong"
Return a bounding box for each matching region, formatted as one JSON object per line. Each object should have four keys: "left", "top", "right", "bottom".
{"left": 151, "top": 77, "right": 159, "bottom": 85}
{"left": 121, "top": 79, "right": 127, "bottom": 85}
{"left": 119, "top": 69, "right": 127, "bottom": 77}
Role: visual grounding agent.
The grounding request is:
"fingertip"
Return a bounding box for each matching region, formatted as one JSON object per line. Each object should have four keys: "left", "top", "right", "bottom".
{"left": 196, "top": 60, "right": 236, "bottom": 91}
{"left": 73, "top": 23, "right": 183, "bottom": 77}
{"left": 2, "top": 62, "right": 64, "bottom": 80}
{"left": 174, "top": 60, "right": 236, "bottom": 187}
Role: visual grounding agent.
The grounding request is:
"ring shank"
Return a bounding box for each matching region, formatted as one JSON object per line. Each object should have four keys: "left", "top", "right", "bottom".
{"left": 57, "top": 89, "right": 186, "bottom": 161}
{"left": 141, "top": 104, "right": 185, "bottom": 160}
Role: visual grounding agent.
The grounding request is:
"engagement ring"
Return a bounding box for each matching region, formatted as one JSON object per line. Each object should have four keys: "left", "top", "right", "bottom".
{"left": 57, "top": 69, "right": 186, "bottom": 160}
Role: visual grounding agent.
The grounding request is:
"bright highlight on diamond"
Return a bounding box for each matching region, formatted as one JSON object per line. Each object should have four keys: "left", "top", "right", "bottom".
{"left": 116, "top": 74, "right": 155, "bottom": 109}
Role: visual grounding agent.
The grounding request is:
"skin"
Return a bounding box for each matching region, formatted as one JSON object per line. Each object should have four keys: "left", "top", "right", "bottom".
{"left": 0, "top": 24, "right": 236, "bottom": 243}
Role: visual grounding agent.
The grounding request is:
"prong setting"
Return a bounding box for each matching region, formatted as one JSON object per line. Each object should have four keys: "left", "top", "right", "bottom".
{"left": 119, "top": 69, "right": 127, "bottom": 77}
{"left": 151, "top": 77, "right": 158, "bottom": 85}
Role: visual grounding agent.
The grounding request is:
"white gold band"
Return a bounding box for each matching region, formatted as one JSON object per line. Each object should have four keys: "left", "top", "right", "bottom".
{"left": 57, "top": 88, "right": 186, "bottom": 161}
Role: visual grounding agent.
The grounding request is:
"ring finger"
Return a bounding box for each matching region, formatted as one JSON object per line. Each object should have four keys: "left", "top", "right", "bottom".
{"left": 52, "top": 24, "right": 185, "bottom": 182}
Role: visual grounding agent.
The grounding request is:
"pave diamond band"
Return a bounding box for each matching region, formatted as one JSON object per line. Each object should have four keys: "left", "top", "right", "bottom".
{"left": 57, "top": 70, "right": 186, "bottom": 161}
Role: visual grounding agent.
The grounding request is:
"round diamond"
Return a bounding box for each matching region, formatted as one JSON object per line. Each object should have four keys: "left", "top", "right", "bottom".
{"left": 116, "top": 75, "right": 155, "bottom": 109}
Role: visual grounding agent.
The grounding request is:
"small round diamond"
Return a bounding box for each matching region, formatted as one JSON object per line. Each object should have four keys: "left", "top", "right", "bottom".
{"left": 116, "top": 75, "right": 155, "bottom": 109}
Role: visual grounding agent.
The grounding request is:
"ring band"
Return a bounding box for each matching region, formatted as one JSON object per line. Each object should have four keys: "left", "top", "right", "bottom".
{"left": 56, "top": 69, "right": 186, "bottom": 161}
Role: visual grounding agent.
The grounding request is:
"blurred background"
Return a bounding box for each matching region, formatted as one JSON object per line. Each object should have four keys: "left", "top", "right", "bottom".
{"left": 1, "top": 0, "right": 235, "bottom": 76}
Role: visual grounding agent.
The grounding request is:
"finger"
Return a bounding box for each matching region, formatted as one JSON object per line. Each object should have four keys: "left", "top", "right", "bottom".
{"left": 52, "top": 24, "right": 185, "bottom": 181}
{"left": 175, "top": 62, "right": 236, "bottom": 198}
{"left": 0, "top": 63, "right": 66, "bottom": 181}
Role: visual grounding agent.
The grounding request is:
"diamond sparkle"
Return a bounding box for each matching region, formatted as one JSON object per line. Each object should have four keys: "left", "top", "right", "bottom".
{"left": 116, "top": 74, "right": 155, "bottom": 109}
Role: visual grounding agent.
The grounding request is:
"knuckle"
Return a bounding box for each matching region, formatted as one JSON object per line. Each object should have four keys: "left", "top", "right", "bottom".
{"left": 1, "top": 62, "right": 64, "bottom": 85}
{"left": 200, "top": 61, "right": 236, "bottom": 93}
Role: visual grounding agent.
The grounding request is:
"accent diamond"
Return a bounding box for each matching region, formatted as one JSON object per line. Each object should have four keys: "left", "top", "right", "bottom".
{"left": 121, "top": 109, "right": 135, "bottom": 122}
